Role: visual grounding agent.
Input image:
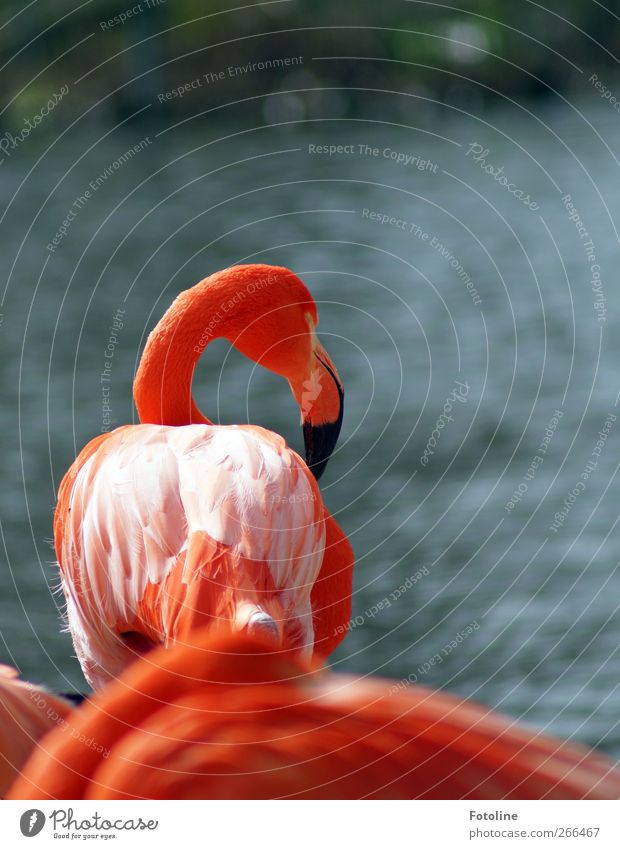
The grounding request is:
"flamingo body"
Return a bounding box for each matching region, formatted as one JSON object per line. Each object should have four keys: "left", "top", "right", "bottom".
{"left": 8, "top": 634, "right": 620, "bottom": 800}
{"left": 54, "top": 265, "right": 352, "bottom": 689}
{"left": 56, "top": 423, "right": 328, "bottom": 690}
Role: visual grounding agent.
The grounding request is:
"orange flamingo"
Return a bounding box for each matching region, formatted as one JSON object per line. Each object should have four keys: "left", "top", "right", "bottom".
{"left": 0, "top": 666, "right": 72, "bottom": 797}
{"left": 8, "top": 632, "right": 620, "bottom": 800}
{"left": 55, "top": 265, "right": 353, "bottom": 690}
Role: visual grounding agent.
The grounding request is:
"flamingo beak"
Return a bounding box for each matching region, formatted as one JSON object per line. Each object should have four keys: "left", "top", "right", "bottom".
{"left": 301, "top": 346, "right": 344, "bottom": 481}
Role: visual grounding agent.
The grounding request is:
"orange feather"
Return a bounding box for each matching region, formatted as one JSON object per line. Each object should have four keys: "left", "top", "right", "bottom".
{"left": 0, "top": 666, "right": 72, "bottom": 798}
{"left": 8, "top": 634, "right": 620, "bottom": 800}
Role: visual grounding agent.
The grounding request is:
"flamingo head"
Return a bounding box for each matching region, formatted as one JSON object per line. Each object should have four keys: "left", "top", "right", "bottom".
{"left": 135, "top": 264, "right": 344, "bottom": 479}
{"left": 222, "top": 265, "right": 345, "bottom": 481}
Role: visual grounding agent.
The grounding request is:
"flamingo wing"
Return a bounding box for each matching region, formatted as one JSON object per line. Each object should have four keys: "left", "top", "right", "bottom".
{"left": 55, "top": 424, "right": 325, "bottom": 689}
{"left": 8, "top": 634, "right": 620, "bottom": 800}
{"left": 311, "top": 509, "right": 354, "bottom": 657}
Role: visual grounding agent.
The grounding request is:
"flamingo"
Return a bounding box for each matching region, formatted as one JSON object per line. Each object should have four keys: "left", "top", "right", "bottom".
{"left": 55, "top": 264, "right": 353, "bottom": 690}
{"left": 0, "top": 666, "right": 72, "bottom": 797}
{"left": 8, "top": 632, "right": 620, "bottom": 800}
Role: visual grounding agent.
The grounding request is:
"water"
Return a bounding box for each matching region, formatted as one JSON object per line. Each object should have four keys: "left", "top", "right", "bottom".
{"left": 2, "top": 98, "right": 620, "bottom": 758}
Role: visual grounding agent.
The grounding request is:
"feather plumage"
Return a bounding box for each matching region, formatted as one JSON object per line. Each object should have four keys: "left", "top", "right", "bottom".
{"left": 8, "top": 634, "right": 620, "bottom": 801}
{"left": 56, "top": 425, "right": 325, "bottom": 690}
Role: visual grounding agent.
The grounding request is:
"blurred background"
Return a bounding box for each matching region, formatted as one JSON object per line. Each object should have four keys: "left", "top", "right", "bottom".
{"left": 2, "top": 0, "right": 620, "bottom": 758}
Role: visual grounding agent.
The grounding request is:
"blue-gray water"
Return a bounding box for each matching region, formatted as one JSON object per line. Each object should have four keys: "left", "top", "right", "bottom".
{"left": 2, "top": 98, "right": 620, "bottom": 759}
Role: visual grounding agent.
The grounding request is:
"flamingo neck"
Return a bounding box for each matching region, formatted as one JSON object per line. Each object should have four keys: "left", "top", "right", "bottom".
{"left": 134, "top": 277, "right": 236, "bottom": 426}
{"left": 134, "top": 264, "right": 315, "bottom": 427}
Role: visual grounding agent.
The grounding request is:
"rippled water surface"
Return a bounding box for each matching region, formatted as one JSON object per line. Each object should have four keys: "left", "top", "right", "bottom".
{"left": 2, "top": 100, "right": 620, "bottom": 756}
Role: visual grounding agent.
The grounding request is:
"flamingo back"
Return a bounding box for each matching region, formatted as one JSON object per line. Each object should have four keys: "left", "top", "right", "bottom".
{"left": 55, "top": 424, "right": 325, "bottom": 689}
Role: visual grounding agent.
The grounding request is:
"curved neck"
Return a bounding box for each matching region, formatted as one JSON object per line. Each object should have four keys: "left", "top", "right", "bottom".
{"left": 134, "top": 280, "right": 225, "bottom": 426}
{"left": 134, "top": 265, "right": 316, "bottom": 427}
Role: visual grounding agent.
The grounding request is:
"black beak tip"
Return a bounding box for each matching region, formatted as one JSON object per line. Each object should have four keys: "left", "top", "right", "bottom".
{"left": 303, "top": 351, "right": 344, "bottom": 481}
{"left": 303, "top": 419, "right": 342, "bottom": 481}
